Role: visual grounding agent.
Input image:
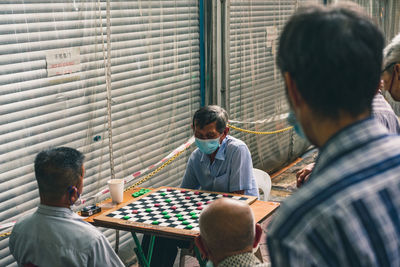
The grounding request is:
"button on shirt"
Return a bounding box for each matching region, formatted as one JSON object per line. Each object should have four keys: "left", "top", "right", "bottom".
{"left": 9, "top": 204, "right": 124, "bottom": 267}
{"left": 181, "top": 135, "right": 258, "bottom": 197}
{"left": 267, "top": 118, "right": 400, "bottom": 266}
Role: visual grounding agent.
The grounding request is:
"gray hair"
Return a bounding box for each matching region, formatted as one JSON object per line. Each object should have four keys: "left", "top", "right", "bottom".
{"left": 383, "top": 33, "right": 400, "bottom": 73}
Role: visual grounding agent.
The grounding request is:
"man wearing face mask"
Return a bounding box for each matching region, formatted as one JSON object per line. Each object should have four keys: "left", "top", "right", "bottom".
{"left": 267, "top": 3, "right": 400, "bottom": 266}
{"left": 181, "top": 105, "right": 258, "bottom": 196}
{"left": 9, "top": 147, "right": 124, "bottom": 267}
{"left": 141, "top": 106, "right": 258, "bottom": 267}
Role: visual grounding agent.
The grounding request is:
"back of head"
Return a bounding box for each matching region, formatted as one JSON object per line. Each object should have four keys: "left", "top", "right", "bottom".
{"left": 278, "top": 3, "right": 384, "bottom": 119}
{"left": 199, "top": 198, "right": 255, "bottom": 255}
{"left": 192, "top": 105, "right": 228, "bottom": 133}
{"left": 35, "top": 147, "right": 85, "bottom": 201}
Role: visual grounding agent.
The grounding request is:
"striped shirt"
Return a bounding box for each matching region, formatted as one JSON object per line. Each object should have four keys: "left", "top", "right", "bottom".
{"left": 372, "top": 90, "right": 400, "bottom": 134}
{"left": 267, "top": 118, "right": 400, "bottom": 266}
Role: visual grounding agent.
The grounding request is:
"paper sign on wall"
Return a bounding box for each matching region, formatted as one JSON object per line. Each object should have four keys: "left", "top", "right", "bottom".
{"left": 46, "top": 47, "right": 81, "bottom": 77}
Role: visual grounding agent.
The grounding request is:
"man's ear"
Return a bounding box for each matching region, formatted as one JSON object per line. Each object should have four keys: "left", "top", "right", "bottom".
{"left": 284, "top": 72, "right": 302, "bottom": 109}
{"left": 67, "top": 186, "right": 78, "bottom": 205}
{"left": 223, "top": 126, "right": 229, "bottom": 136}
{"left": 195, "top": 235, "right": 208, "bottom": 259}
{"left": 253, "top": 223, "right": 263, "bottom": 248}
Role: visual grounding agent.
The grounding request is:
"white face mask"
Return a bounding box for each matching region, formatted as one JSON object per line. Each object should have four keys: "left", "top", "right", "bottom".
{"left": 206, "top": 260, "right": 214, "bottom": 267}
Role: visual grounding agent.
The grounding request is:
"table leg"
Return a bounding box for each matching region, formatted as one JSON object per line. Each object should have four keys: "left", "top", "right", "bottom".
{"left": 147, "top": 235, "right": 155, "bottom": 265}
{"left": 131, "top": 232, "right": 150, "bottom": 267}
{"left": 194, "top": 246, "right": 206, "bottom": 267}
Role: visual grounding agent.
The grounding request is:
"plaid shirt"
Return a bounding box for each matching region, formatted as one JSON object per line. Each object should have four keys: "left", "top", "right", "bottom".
{"left": 218, "top": 252, "right": 269, "bottom": 267}
{"left": 267, "top": 118, "right": 400, "bottom": 266}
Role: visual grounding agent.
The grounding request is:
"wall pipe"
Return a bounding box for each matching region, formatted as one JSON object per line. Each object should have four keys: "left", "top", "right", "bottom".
{"left": 199, "top": 0, "right": 205, "bottom": 107}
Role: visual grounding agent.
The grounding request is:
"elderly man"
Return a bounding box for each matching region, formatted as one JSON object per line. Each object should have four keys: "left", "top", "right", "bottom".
{"left": 9, "top": 147, "right": 124, "bottom": 267}
{"left": 142, "top": 105, "right": 258, "bottom": 267}
{"left": 182, "top": 105, "right": 258, "bottom": 196}
{"left": 382, "top": 33, "right": 400, "bottom": 100}
{"left": 267, "top": 3, "right": 400, "bottom": 266}
{"left": 195, "top": 198, "right": 266, "bottom": 267}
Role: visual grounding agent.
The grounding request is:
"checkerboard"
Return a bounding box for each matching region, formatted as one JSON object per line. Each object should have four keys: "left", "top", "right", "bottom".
{"left": 106, "top": 187, "right": 253, "bottom": 231}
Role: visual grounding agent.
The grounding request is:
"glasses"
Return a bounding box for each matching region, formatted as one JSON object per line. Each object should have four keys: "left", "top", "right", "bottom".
{"left": 382, "top": 62, "right": 397, "bottom": 74}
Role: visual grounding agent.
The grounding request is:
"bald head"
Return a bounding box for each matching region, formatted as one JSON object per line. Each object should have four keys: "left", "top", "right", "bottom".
{"left": 199, "top": 198, "right": 255, "bottom": 255}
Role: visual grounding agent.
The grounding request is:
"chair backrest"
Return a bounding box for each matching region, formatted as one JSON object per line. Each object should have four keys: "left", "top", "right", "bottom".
{"left": 253, "top": 168, "right": 272, "bottom": 201}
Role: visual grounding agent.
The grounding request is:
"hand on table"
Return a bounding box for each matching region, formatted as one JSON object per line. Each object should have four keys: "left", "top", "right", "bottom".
{"left": 296, "top": 163, "right": 315, "bottom": 188}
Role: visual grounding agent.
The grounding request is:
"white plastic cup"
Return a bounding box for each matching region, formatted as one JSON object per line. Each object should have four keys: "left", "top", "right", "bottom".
{"left": 107, "top": 179, "right": 124, "bottom": 204}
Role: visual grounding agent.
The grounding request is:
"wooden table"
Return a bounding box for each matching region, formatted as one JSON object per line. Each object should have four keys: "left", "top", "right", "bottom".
{"left": 85, "top": 187, "right": 280, "bottom": 267}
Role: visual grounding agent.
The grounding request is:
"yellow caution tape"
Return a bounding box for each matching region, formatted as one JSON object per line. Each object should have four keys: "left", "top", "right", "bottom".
{"left": 227, "top": 124, "right": 293, "bottom": 135}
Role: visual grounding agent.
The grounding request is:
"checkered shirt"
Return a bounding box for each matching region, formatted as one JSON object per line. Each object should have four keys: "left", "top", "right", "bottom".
{"left": 218, "top": 252, "right": 269, "bottom": 267}
{"left": 267, "top": 118, "right": 400, "bottom": 266}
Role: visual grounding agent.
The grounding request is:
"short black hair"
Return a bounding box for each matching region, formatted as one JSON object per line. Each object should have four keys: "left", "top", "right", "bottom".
{"left": 277, "top": 3, "right": 384, "bottom": 119}
{"left": 34, "top": 147, "right": 85, "bottom": 200}
{"left": 192, "top": 105, "right": 228, "bottom": 133}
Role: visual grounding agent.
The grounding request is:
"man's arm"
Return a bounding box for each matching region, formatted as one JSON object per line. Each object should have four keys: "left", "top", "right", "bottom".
{"left": 228, "top": 145, "right": 257, "bottom": 196}
{"left": 296, "top": 162, "right": 315, "bottom": 188}
{"left": 181, "top": 157, "right": 200, "bottom": 189}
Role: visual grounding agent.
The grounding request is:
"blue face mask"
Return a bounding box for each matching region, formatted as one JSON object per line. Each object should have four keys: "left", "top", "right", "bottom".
{"left": 205, "top": 260, "right": 214, "bottom": 267}
{"left": 195, "top": 137, "right": 221, "bottom": 154}
{"left": 287, "top": 111, "right": 306, "bottom": 139}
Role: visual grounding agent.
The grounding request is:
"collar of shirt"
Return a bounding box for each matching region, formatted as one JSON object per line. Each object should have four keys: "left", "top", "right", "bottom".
{"left": 200, "top": 136, "right": 229, "bottom": 163}
{"left": 36, "top": 204, "right": 83, "bottom": 220}
{"left": 218, "top": 252, "right": 263, "bottom": 267}
{"left": 312, "top": 117, "right": 389, "bottom": 179}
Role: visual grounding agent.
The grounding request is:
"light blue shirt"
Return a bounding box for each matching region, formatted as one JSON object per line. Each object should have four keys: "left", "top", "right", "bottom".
{"left": 181, "top": 135, "right": 258, "bottom": 197}
{"left": 9, "top": 204, "right": 124, "bottom": 267}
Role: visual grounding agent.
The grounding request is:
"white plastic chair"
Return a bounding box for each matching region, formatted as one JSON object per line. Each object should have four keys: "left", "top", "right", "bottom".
{"left": 253, "top": 168, "right": 272, "bottom": 201}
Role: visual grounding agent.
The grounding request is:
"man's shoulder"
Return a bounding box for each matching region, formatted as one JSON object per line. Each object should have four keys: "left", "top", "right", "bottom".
{"left": 225, "top": 135, "right": 249, "bottom": 150}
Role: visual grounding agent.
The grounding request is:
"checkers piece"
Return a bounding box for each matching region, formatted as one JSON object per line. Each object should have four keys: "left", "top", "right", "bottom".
{"left": 191, "top": 215, "right": 198, "bottom": 219}
{"left": 185, "top": 225, "right": 194, "bottom": 230}
{"left": 185, "top": 196, "right": 191, "bottom": 200}
{"left": 178, "top": 217, "right": 185, "bottom": 221}
{"left": 189, "top": 211, "right": 196, "bottom": 216}
{"left": 194, "top": 191, "right": 200, "bottom": 195}
{"left": 223, "top": 194, "right": 229, "bottom": 197}
{"left": 167, "top": 188, "right": 173, "bottom": 192}
{"left": 182, "top": 221, "right": 189, "bottom": 225}
{"left": 165, "top": 199, "right": 172, "bottom": 203}
{"left": 160, "top": 192, "right": 167, "bottom": 196}
{"left": 176, "top": 214, "right": 183, "bottom": 217}
{"left": 181, "top": 190, "right": 187, "bottom": 193}
{"left": 196, "top": 202, "right": 202, "bottom": 206}
{"left": 171, "top": 206, "right": 177, "bottom": 210}
{"left": 161, "top": 211, "right": 168, "bottom": 215}
{"left": 152, "top": 221, "right": 159, "bottom": 225}
{"left": 164, "top": 215, "right": 171, "bottom": 219}
{"left": 132, "top": 210, "right": 139, "bottom": 214}
{"left": 206, "top": 201, "right": 212, "bottom": 204}
{"left": 197, "top": 206, "right": 203, "bottom": 210}
{"left": 132, "top": 192, "right": 140, "bottom": 198}
{"left": 145, "top": 208, "right": 152, "bottom": 212}
{"left": 122, "top": 216, "right": 130, "bottom": 220}
{"left": 154, "top": 203, "right": 160, "bottom": 207}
